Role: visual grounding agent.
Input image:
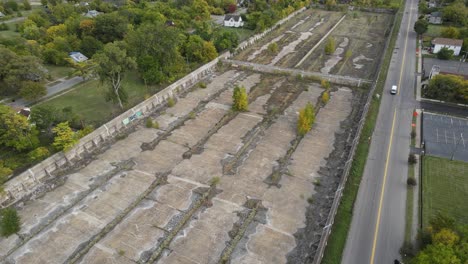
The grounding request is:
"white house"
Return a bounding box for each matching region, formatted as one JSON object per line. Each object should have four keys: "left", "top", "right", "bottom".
{"left": 84, "top": 10, "right": 100, "bottom": 18}
{"left": 224, "top": 15, "right": 244, "bottom": 28}
{"left": 69, "top": 52, "right": 88, "bottom": 63}
{"left": 432, "top": 38, "right": 463, "bottom": 56}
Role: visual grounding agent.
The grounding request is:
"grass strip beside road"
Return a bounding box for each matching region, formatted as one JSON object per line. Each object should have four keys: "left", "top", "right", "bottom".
{"left": 321, "top": 3, "right": 405, "bottom": 264}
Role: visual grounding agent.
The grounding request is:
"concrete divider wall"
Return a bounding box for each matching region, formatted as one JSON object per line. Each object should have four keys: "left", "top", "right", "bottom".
{"left": 0, "top": 53, "right": 228, "bottom": 208}
{"left": 0, "top": 6, "right": 308, "bottom": 207}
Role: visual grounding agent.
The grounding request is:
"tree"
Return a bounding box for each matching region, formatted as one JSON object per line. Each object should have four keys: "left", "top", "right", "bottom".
{"left": 297, "top": 102, "right": 315, "bottom": 136}
{"left": 442, "top": 1, "right": 468, "bottom": 26}
{"left": 425, "top": 74, "right": 468, "bottom": 104}
{"left": 30, "top": 105, "right": 60, "bottom": 134}
{"left": 22, "top": 0, "right": 31, "bottom": 10}
{"left": 324, "top": 37, "right": 336, "bottom": 55}
{"left": 414, "top": 18, "right": 429, "bottom": 35}
{"left": 52, "top": 121, "right": 77, "bottom": 151}
{"left": 19, "top": 81, "right": 46, "bottom": 101}
{"left": 433, "top": 228, "right": 460, "bottom": 246}
{"left": 441, "top": 27, "right": 460, "bottom": 39}
{"left": 184, "top": 35, "right": 218, "bottom": 63}
{"left": 0, "top": 208, "right": 20, "bottom": 237}
{"left": 227, "top": 3, "right": 236, "bottom": 13}
{"left": 66, "top": 59, "right": 94, "bottom": 80}
{"left": 232, "top": 85, "right": 248, "bottom": 111}
{"left": 413, "top": 243, "right": 461, "bottom": 264}
{"left": 93, "top": 42, "right": 137, "bottom": 109}
{"left": 94, "top": 13, "right": 129, "bottom": 43}
{"left": 0, "top": 104, "right": 39, "bottom": 151}
{"left": 214, "top": 31, "right": 239, "bottom": 52}
{"left": 437, "top": 47, "right": 454, "bottom": 60}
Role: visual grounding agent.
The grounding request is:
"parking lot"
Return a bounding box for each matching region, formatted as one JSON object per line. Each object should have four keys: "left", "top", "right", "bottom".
{"left": 423, "top": 112, "right": 468, "bottom": 162}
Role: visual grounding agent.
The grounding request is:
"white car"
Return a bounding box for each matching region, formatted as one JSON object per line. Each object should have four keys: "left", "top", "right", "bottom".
{"left": 391, "top": 85, "right": 397, "bottom": 94}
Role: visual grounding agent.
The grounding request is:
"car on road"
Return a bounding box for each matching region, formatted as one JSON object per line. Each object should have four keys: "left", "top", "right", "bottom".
{"left": 391, "top": 85, "right": 398, "bottom": 94}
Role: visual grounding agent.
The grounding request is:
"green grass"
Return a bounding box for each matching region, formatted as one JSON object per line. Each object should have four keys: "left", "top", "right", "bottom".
{"left": 36, "top": 73, "right": 158, "bottom": 126}
{"left": 321, "top": 3, "right": 404, "bottom": 264}
{"left": 44, "top": 65, "right": 74, "bottom": 81}
{"left": 422, "top": 156, "right": 468, "bottom": 228}
{"left": 425, "top": 24, "right": 448, "bottom": 37}
{"left": 218, "top": 27, "right": 255, "bottom": 42}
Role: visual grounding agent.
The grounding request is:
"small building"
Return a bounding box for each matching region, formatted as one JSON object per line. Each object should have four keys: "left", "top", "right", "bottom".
{"left": 224, "top": 15, "right": 244, "bottom": 28}
{"left": 427, "top": 0, "right": 438, "bottom": 8}
{"left": 84, "top": 10, "right": 100, "bottom": 18}
{"left": 432, "top": 38, "right": 463, "bottom": 56}
{"left": 18, "top": 108, "right": 31, "bottom": 120}
{"left": 69, "top": 52, "right": 88, "bottom": 63}
{"left": 0, "top": 11, "right": 5, "bottom": 17}
{"left": 428, "top": 11, "right": 442, "bottom": 24}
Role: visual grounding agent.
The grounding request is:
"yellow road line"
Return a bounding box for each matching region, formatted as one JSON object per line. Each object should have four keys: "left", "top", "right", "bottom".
{"left": 369, "top": 0, "right": 414, "bottom": 262}
{"left": 370, "top": 109, "right": 397, "bottom": 264}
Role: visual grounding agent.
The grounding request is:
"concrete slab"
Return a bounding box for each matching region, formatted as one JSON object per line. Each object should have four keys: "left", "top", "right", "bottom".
{"left": 231, "top": 224, "right": 296, "bottom": 264}
{"left": 133, "top": 140, "right": 188, "bottom": 175}
{"left": 162, "top": 199, "right": 240, "bottom": 264}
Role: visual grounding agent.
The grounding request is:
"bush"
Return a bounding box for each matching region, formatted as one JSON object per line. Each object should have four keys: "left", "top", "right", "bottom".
{"left": 437, "top": 47, "right": 454, "bottom": 60}
{"left": 411, "top": 130, "right": 416, "bottom": 139}
{"left": 198, "top": 82, "right": 207, "bottom": 89}
{"left": 28, "top": 147, "right": 50, "bottom": 162}
{"left": 232, "top": 85, "right": 248, "bottom": 111}
{"left": 345, "top": 50, "right": 352, "bottom": 59}
{"left": 167, "top": 97, "right": 176, "bottom": 107}
{"left": 268, "top": 42, "right": 279, "bottom": 54}
{"left": 321, "top": 79, "right": 331, "bottom": 89}
{"left": 0, "top": 208, "right": 21, "bottom": 237}
{"left": 0, "top": 23, "right": 8, "bottom": 31}
{"left": 322, "top": 91, "right": 330, "bottom": 104}
{"left": 146, "top": 118, "right": 159, "bottom": 129}
{"left": 297, "top": 102, "right": 315, "bottom": 136}
{"left": 324, "top": 37, "right": 336, "bottom": 55}
{"left": 408, "top": 154, "right": 417, "bottom": 164}
{"left": 210, "top": 176, "right": 220, "bottom": 186}
{"left": 407, "top": 177, "right": 417, "bottom": 186}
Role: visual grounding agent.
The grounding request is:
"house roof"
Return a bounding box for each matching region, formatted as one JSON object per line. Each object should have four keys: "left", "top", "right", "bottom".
{"left": 69, "top": 52, "right": 88, "bottom": 63}
{"left": 224, "top": 14, "right": 241, "bottom": 22}
{"left": 18, "top": 108, "right": 31, "bottom": 118}
{"left": 430, "top": 11, "right": 441, "bottom": 17}
{"left": 432, "top": 38, "right": 463, "bottom": 47}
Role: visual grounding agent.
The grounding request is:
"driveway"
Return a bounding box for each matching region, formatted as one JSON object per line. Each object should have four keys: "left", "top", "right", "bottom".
{"left": 423, "top": 57, "right": 468, "bottom": 78}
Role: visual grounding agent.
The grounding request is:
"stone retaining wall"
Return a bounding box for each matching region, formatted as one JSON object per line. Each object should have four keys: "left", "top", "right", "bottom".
{"left": 0, "top": 53, "right": 229, "bottom": 208}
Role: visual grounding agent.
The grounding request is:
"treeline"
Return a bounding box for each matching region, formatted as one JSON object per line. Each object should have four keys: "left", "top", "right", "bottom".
{"left": 424, "top": 74, "right": 468, "bottom": 104}
{"left": 0, "top": 0, "right": 307, "bottom": 100}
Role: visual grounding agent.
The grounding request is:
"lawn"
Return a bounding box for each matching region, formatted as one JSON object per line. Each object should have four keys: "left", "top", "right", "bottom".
{"left": 44, "top": 65, "right": 74, "bottom": 81}
{"left": 422, "top": 156, "right": 468, "bottom": 228}
{"left": 218, "top": 27, "right": 255, "bottom": 42}
{"left": 425, "top": 24, "right": 448, "bottom": 37}
{"left": 36, "top": 72, "right": 159, "bottom": 126}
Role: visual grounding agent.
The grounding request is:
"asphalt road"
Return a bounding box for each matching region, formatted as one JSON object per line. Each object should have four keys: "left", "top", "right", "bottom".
{"left": 342, "top": 0, "right": 419, "bottom": 262}
{"left": 4, "top": 76, "right": 84, "bottom": 109}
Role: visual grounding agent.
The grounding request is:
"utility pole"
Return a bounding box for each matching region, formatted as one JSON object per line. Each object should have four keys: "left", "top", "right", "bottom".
{"left": 457, "top": 51, "right": 467, "bottom": 73}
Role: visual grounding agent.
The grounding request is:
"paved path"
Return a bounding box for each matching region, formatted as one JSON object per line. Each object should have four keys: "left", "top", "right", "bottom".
{"left": 4, "top": 76, "right": 84, "bottom": 109}
{"left": 342, "top": 0, "right": 419, "bottom": 262}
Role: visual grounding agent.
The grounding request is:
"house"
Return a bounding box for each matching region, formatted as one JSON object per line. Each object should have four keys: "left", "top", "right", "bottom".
{"left": 18, "top": 108, "right": 31, "bottom": 120}
{"left": 428, "top": 11, "right": 442, "bottom": 24}
{"left": 69, "top": 52, "right": 88, "bottom": 63}
{"left": 0, "top": 12, "right": 5, "bottom": 17}
{"left": 431, "top": 38, "right": 463, "bottom": 56}
{"left": 224, "top": 15, "right": 244, "bottom": 28}
{"left": 84, "top": 10, "right": 100, "bottom": 18}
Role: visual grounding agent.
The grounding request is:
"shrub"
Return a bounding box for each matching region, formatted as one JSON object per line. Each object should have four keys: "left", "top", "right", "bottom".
{"left": 0, "top": 23, "right": 8, "bottom": 31}
{"left": 232, "top": 86, "right": 248, "bottom": 111}
{"left": 189, "top": 111, "right": 196, "bottom": 119}
{"left": 408, "top": 154, "right": 417, "bottom": 164}
{"left": 407, "top": 177, "right": 417, "bottom": 186}
{"left": 268, "top": 42, "right": 279, "bottom": 54}
{"left": 167, "top": 97, "right": 176, "bottom": 107}
{"left": 146, "top": 118, "right": 154, "bottom": 128}
{"left": 0, "top": 208, "right": 21, "bottom": 237}
{"left": 297, "top": 102, "right": 315, "bottom": 136}
{"left": 321, "top": 79, "right": 331, "bottom": 89}
{"left": 28, "top": 147, "right": 50, "bottom": 162}
{"left": 411, "top": 130, "right": 416, "bottom": 139}
{"left": 198, "top": 82, "right": 207, "bottom": 89}
{"left": 324, "top": 37, "right": 336, "bottom": 55}
{"left": 307, "top": 197, "right": 314, "bottom": 204}
{"left": 437, "top": 47, "right": 454, "bottom": 60}
{"left": 210, "top": 176, "right": 220, "bottom": 186}
{"left": 322, "top": 91, "right": 330, "bottom": 104}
